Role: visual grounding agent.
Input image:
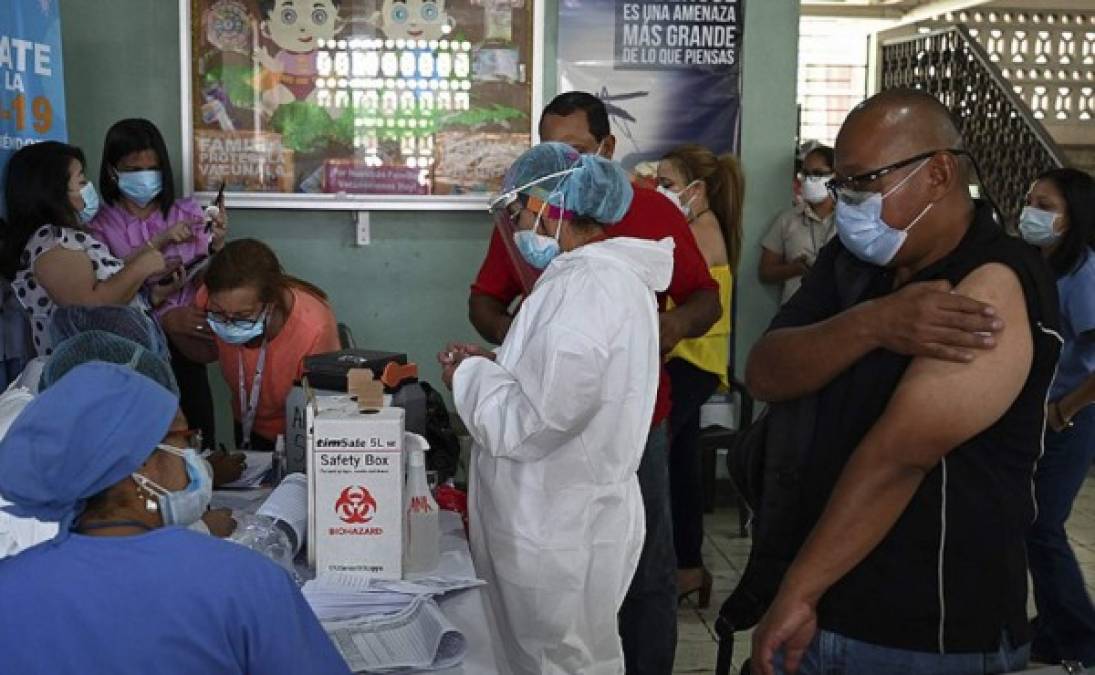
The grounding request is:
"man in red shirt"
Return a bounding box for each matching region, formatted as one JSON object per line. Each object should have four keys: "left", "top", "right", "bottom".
{"left": 468, "top": 91, "right": 721, "bottom": 674}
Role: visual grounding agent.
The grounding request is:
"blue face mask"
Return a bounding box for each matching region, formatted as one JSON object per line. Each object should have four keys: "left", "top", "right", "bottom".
{"left": 116, "top": 169, "right": 163, "bottom": 208}
{"left": 77, "top": 182, "right": 100, "bottom": 224}
{"left": 207, "top": 308, "right": 267, "bottom": 345}
{"left": 131, "top": 446, "right": 213, "bottom": 527}
{"left": 1018, "top": 206, "right": 1060, "bottom": 248}
{"left": 514, "top": 228, "right": 562, "bottom": 270}
{"left": 834, "top": 158, "right": 933, "bottom": 267}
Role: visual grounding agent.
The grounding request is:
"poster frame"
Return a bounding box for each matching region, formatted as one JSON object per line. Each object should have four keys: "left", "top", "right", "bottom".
{"left": 178, "top": 0, "right": 545, "bottom": 211}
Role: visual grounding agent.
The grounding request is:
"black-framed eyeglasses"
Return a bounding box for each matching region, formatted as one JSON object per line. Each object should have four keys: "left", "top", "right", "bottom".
{"left": 799, "top": 169, "right": 834, "bottom": 179}
{"left": 826, "top": 148, "right": 968, "bottom": 199}
{"left": 207, "top": 305, "right": 267, "bottom": 329}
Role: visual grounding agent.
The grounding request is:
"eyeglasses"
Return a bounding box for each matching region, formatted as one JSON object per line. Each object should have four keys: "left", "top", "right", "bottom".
{"left": 207, "top": 306, "right": 267, "bottom": 329}
{"left": 826, "top": 148, "right": 968, "bottom": 200}
{"left": 490, "top": 193, "right": 561, "bottom": 228}
{"left": 799, "top": 169, "right": 834, "bottom": 179}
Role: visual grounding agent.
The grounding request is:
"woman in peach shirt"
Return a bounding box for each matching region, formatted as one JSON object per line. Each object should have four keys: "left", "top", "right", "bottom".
{"left": 196, "top": 239, "right": 339, "bottom": 450}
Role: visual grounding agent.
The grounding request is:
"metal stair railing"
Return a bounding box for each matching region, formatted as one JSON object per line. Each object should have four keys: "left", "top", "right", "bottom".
{"left": 880, "top": 24, "right": 1067, "bottom": 227}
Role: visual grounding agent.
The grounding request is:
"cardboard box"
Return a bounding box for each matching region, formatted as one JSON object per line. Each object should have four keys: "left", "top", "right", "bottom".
{"left": 286, "top": 385, "right": 344, "bottom": 475}
{"left": 307, "top": 404, "right": 406, "bottom": 579}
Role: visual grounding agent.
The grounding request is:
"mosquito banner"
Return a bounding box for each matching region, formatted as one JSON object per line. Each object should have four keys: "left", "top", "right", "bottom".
{"left": 557, "top": 0, "right": 742, "bottom": 169}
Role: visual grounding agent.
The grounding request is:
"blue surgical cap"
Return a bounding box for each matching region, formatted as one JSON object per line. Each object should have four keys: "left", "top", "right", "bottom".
{"left": 41, "top": 331, "right": 179, "bottom": 397}
{"left": 49, "top": 305, "right": 169, "bottom": 360}
{"left": 502, "top": 142, "right": 634, "bottom": 224}
{"left": 0, "top": 362, "right": 177, "bottom": 530}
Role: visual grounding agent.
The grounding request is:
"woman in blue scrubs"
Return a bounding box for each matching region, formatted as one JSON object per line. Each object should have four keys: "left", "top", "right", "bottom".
{"left": 0, "top": 362, "right": 350, "bottom": 675}
{"left": 1021, "top": 168, "right": 1095, "bottom": 667}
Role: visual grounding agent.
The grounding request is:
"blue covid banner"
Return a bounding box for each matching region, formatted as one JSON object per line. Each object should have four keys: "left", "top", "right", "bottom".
{"left": 558, "top": 0, "right": 743, "bottom": 169}
{"left": 0, "top": 0, "right": 67, "bottom": 216}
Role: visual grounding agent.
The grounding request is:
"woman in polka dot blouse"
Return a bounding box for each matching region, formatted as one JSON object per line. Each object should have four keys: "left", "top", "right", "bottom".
{"left": 0, "top": 142, "right": 175, "bottom": 357}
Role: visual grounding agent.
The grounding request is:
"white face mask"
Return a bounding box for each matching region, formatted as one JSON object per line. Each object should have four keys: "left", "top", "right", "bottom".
{"left": 802, "top": 175, "right": 832, "bottom": 205}
{"left": 656, "top": 180, "right": 699, "bottom": 218}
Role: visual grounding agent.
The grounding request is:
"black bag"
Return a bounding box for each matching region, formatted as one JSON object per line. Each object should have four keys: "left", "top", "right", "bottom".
{"left": 420, "top": 382, "right": 461, "bottom": 484}
{"left": 716, "top": 396, "right": 818, "bottom": 675}
{"left": 715, "top": 250, "right": 874, "bottom": 675}
{"left": 302, "top": 349, "right": 407, "bottom": 392}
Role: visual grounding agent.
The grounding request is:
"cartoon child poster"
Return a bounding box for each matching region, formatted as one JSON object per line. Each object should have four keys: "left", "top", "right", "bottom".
{"left": 253, "top": 0, "right": 346, "bottom": 114}
{"left": 373, "top": 0, "right": 455, "bottom": 41}
{"left": 190, "top": 0, "right": 535, "bottom": 197}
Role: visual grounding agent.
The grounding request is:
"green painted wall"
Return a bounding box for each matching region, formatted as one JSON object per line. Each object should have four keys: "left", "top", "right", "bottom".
{"left": 58, "top": 0, "right": 796, "bottom": 440}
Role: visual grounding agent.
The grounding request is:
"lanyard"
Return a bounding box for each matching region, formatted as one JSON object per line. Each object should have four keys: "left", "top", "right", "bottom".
{"left": 238, "top": 341, "right": 269, "bottom": 449}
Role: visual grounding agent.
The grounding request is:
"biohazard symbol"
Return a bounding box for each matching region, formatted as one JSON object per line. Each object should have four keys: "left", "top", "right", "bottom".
{"left": 334, "top": 486, "right": 378, "bottom": 524}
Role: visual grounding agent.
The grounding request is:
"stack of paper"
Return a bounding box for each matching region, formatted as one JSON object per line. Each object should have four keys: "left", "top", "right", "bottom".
{"left": 303, "top": 574, "right": 419, "bottom": 622}
{"left": 323, "top": 596, "right": 467, "bottom": 673}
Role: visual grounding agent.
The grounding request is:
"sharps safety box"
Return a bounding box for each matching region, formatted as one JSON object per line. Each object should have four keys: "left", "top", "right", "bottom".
{"left": 307, "top": 404, "right": 406, "bottom": 580}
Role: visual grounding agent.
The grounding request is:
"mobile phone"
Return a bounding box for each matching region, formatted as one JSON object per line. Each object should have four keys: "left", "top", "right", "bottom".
{"left": 205, "top": 181, "right": 225, "bottom": 234}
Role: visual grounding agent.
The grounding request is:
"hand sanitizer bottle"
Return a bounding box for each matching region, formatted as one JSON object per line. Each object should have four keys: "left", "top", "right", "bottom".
{"left": 404, "top": 432, "right": 440, "bottom": 574}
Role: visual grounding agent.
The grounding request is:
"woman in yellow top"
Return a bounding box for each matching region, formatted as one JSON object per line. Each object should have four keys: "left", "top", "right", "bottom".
{"left": 656, "top": 144, "right": 743, "bottom": 606}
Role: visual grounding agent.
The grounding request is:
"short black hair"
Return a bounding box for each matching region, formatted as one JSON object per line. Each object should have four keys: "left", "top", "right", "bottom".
{"left": 540, "top": 91, "right": 611, "bottom": 142}
{"left": 258, "top": 0, "right": 342, "bottom": 19}
{"left": 1037, "top": 167, "right": 1095, "bottom": 277}
{"left": 99, "top": 118, "right": 176, "bottom": 218}
{"left": 805, "top": 145, "right": 835, "bottom": 170}
{"left": 1, "top": 141, "right": 86, "bottom": 279}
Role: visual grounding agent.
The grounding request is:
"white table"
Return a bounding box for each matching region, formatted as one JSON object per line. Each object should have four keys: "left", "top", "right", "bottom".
{"left": 431, "top": 511, "right": 501, "bottom": 674}
{"left": 212, "top": 491, "right": 501, "bottom": 674}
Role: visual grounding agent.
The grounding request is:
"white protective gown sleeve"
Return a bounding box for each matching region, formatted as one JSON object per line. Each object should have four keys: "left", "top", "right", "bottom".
{"left": 453, "top": 236, "right": 672, "bottom": 675}
{"left": 454, "top": 324, "right": 606, "bottom": 463}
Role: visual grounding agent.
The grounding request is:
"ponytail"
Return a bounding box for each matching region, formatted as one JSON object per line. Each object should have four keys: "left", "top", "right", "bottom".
{"left": 710, "top": 154, "right": 744, "bottom": 271}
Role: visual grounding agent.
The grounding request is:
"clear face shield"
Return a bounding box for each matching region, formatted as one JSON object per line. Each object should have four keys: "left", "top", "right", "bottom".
{"left": 488, "top": 164, "right": 580, "bottom": 294}
{"left": 489, "top": 191, "right": 544, "bottom": 296}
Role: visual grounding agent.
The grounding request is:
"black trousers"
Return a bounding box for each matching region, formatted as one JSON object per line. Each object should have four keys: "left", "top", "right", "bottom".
{"left": 168, "top": 341, "right": 216, "bottom": 450}
{"left": 666, "top": 357, "right": 720, "bottom": 569}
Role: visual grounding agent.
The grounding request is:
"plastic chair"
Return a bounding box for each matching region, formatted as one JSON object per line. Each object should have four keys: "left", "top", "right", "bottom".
{"left": 698, "top": 375, "right": 754, "bottom": 537}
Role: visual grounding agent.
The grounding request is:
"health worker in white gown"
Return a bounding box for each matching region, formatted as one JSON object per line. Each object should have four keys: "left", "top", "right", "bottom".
{"left": 440, "top": 142, "right": 673, "bottom": 675}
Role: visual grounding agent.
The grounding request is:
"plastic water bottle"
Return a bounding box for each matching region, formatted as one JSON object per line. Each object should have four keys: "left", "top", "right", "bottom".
{"left": 404, "top": 432, "right": 440, "bottom": 574}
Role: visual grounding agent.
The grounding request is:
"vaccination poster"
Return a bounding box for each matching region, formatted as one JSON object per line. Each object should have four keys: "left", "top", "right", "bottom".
{"left": 557, "top": 0, "right": 742, "bottom": 170}
{"left": 0, "top": 0, "right": 68, "bottom": 216}
{"left": 187, "top": 0, "right": 535, "bottom": 202}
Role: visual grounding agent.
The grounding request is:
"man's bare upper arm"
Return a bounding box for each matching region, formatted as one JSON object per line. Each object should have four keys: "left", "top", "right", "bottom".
{"left": 866, "top": 263, "right": 1034, "bottom": 468}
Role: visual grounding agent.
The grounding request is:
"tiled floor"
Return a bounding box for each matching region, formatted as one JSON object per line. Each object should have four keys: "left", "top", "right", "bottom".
{"left": 674, "top": 504, "right": 754, "bottom": 675}
{"left": 673, "top": 476, "right": 1095, "bottom": 674}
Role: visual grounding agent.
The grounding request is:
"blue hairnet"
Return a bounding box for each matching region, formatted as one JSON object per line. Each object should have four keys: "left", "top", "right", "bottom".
{"left": 48, "top": 305, "right": 169, "bottom": 360}
{"left": 0, "top": 362, "right": 177, "bottom": 530}
{"left": 41, "top": 331, "right": 179, "bottom": 397}
{"left": 502, "top": 142, "right": 634, "bottom": 224}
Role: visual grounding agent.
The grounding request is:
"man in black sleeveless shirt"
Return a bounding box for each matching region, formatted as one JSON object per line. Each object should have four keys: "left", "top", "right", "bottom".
{"left": 749, "top": 90, "right": 1062, "bottom": 674}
